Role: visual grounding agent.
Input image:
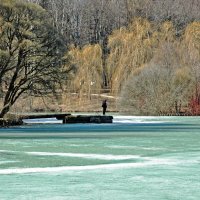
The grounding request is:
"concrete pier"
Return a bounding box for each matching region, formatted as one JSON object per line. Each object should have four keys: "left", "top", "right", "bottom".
{"left": 63, "top": 115, "right": 113, "bottom": 124}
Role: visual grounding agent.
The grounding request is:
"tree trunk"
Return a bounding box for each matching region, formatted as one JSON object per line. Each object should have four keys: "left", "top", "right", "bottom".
{"left": 101, "top": 37, "right": 109, "bottom": 88}
{"left": 0, "top": 104, "right": 10, "bottom": 118}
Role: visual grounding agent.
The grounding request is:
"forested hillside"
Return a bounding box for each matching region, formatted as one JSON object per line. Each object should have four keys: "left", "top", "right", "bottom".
{"left": 0, "top": 0, "right": 200, "bottom": 115}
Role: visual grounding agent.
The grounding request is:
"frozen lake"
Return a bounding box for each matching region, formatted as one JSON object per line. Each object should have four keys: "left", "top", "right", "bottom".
{"left": 0, "top": 116, "right": 200, "bottom": 199}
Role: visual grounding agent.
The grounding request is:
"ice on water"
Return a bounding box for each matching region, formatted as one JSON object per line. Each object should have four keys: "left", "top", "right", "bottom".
{"left": 0, "top": 116, "right": 200, "bottom": 199}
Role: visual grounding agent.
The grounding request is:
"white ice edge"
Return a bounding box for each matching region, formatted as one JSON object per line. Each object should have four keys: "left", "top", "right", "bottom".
{"left": 26, "top": 152, "right": 141, "bottom": 160}
{"left": 0, "top": 159, "right": 177, "bottom": 175}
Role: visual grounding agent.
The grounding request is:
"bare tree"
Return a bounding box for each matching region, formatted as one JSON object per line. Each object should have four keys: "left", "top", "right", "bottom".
{"left": 26, "top": 0, "right": 200, "bottom": 46}
{"left": 0, "top": 0, "right": 66, "bottom": 117}
{"left": 119, "top": 42, "right": 192, "bottom": 115}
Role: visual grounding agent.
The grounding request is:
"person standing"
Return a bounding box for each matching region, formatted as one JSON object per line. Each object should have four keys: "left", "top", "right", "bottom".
{"left": 102, "top": 100, "right": 107, "bottom": 115}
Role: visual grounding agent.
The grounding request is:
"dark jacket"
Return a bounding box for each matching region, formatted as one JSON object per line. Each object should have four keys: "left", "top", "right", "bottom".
{"left": 102, "top": 100, "right": 107, "bottom": 108}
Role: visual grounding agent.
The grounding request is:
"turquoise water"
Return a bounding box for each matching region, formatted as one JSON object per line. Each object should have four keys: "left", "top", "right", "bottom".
{"left": 0, "top": 116, "right": 200, "bottom": 200}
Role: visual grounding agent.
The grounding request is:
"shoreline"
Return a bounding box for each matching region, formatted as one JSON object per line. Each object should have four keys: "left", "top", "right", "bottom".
{"left": 0, "top": 112, "right": 200, "bottom": 128}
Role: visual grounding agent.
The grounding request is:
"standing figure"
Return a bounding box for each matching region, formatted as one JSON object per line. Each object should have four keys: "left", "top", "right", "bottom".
{"left": 102, "top": 100, "right": 107, "bottom": 115}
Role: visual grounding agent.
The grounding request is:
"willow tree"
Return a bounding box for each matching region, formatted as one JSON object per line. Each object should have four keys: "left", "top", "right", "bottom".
{"left": 107, "top": 18, "right": 157, "bottom": 94}
{"left": 120, "top": 43, "right": 192, "bottom": 115}
{"left": 118, "top": 21, "right": 195, "bottom": 115}
{"left": 0, "top": 0, "right": 66, "bottom": 117}
{"left": 68, "top": 44, "right": 103, "bottom": 98}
